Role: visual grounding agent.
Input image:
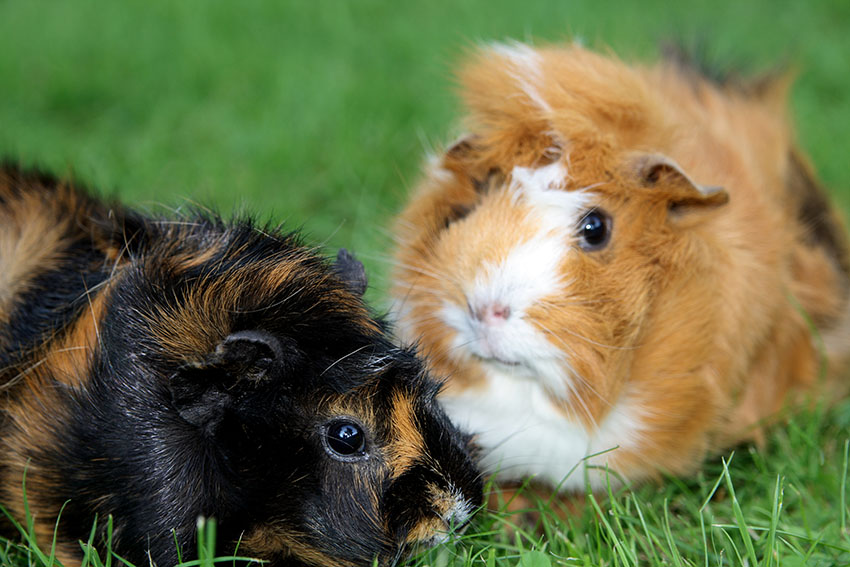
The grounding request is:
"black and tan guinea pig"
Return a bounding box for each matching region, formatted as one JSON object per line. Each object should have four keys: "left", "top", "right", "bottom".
{"left": 0, "top": 163, "right": 482, "bottom": 567}
{"left": 390, "top": 41, "right": 850, "bottom": 494}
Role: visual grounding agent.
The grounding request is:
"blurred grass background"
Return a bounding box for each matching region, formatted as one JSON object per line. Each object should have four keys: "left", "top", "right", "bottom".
{"left": 1, "top": 0, "right": 848, "bottom": 307}
{"left": 1, "top": 2, "right": 849, "bottom": 565}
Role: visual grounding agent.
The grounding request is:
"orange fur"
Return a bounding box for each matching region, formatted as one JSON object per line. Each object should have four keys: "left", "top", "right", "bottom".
{"left": 385, "top": 390, "right": 427, "bottom": 479}
{"left": 392, "top": 43, "right": 850, "bottom": 488}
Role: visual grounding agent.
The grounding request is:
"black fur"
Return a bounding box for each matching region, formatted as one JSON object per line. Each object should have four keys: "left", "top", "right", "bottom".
{"left": 334, "top": 248, "right": 369, "bottom": 297}
{"left": 0, "top": 164, "right": 482, "bottom": 567}
{"left": 0, "top": 240, "right": 107, "bottom": 369}
{"left": 788, "top": 149, "right": 850, "bottom": 279}
{"left": 660, "top": 41, "right": 783, "bottom": 97}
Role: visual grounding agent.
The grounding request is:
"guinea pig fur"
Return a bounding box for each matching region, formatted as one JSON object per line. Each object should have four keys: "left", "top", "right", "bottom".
{"left": 0, "top": 163, "right": 482, "bottom": 567}
{"left": 391, "top": 42, "right": 850, "bottom": 492}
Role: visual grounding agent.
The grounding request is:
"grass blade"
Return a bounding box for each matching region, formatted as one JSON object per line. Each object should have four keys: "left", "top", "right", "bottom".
{"left": 721, "top": 457, "right": 759, "bottom": 566}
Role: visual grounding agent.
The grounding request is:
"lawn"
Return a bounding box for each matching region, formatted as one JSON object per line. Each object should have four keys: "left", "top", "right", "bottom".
{"left": 0, "top": 1, "right": 849, "bottom": 565}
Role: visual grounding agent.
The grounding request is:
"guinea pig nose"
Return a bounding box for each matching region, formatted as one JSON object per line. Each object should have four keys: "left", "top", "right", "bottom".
{"left": 474, "top": 302, "right": 511, "bottom": 324}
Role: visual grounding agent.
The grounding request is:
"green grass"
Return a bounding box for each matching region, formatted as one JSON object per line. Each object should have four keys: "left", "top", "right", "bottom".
{"left": 0, "top": 1, "right": 848, "bottom": 566}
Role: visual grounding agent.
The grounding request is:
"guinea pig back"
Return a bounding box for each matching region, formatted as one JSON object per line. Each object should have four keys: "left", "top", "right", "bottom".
{"left": 0, "top": 163, "right": 482, "bottom": 567}
{"left": 391, "top": 43, "right": 850, "bottom": 490}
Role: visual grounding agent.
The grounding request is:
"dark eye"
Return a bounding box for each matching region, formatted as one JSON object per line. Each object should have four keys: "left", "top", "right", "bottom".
{"left": 577, "top": 209, "right": 611, "bottom": 251}
{"left": 323, "top": 419, "right": 366, "bottom": 460}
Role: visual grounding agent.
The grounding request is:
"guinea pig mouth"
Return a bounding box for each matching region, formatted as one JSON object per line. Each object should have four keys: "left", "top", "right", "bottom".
{"left": 397, "top": 510, "right": 474, "bottom": 556}
{"left": 473, "top": 353, "right": 522, "bottom": 367}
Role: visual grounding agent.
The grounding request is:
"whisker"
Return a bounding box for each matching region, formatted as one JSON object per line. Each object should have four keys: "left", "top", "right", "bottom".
{"left": 533, "top": 321, "right": 611, "bottom": 417}
{"left": 81, "top": 280, "right": 102, "bottom": 350}
{"left": 389, "top": 284, "right": 452, "bottom": 299}
{"left": 534, "top": 317, "right": 636, "bottom": 352}
{"left": 389, "top": 262, "right": 460, "bottom": 287}
{"left": 229, "top": 286, "right": 306, "bottom": 314}
{"left": 321, "top": 344, "right": 371, "bottom": 376}
{"left": 0, "top": 346, "right": 91, "bottom": 391}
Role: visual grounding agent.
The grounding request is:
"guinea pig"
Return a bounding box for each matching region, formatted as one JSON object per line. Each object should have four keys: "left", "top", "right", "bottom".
{"left": 0, "top": 163, "right": 482, "bottom": 567}
{"left": 390, "top": 42, "right": 850, "bottom": 492}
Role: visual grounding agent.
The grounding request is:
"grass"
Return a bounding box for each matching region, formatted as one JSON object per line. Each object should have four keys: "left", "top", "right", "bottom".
{"left": 0, "top": 510, "right": 246, "bottom": 567}
{"left": 0, "top": 1, "right": 848, "bottom": 566}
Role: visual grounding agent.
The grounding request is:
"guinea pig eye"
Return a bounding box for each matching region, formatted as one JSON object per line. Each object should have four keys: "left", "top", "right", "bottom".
{"left": 323, "top": 419, "right": 367, "bottom": 461}
{"left": 577, "top": 209, "right": 611, "bottom": 251}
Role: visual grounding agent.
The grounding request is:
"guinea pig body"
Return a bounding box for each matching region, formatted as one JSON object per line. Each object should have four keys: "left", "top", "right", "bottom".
{"left": 0, "top": 164, "right": 482, "bottom": 567}
{"left": 391, "top": 43, "right": 850, "bottom": 490}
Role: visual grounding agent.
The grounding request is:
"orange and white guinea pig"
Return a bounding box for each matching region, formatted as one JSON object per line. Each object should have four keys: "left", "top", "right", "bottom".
{"left": 390, "top": 41, "right": 850, "bottom": 491}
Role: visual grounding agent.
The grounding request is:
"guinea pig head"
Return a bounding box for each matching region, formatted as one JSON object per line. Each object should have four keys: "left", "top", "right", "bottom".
{"left": 111, "top": 241, "right": 483, "bottom": 567}
{"left": 391, "top": 45, "right": 733, "bottom": 485}
{"left": 395, "top": 147, "right": 728, "bottom": 392}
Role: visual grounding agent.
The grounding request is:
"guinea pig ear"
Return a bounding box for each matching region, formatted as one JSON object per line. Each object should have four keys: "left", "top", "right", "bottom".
{"left": 443, "top": 134, "right": 560, "bottom": 191}
{"left": 333, "top": 248, "right": 368, "bottom": 297}
{"left": 169, "top": 330, "right": 285, "bottom": 435}
{"left": 632, "top": 153, "right": 729, "bottom": 215}
{"left": 445, "top": 136, "right": 490, "bottom": 190}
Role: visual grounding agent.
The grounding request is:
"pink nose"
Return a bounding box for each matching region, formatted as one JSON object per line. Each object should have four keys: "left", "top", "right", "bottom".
{"left": 474, "top": 303, "right": 512, "bottom": 324}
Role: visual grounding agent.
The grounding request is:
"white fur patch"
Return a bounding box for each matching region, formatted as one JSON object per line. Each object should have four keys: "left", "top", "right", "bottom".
{"left": 421, "top": 484, "right": 477, "bottom": 546}
{"left": 489, "top": 41, "right": 551, "bottom": 113}
{"left": 441, "top": 373, "right": 644, "bottom": 490}
{"left": 444, "top": 484, "right": 475, "bottom": 527}
{"left": 509, "top": 162, "right": 585, "bottom": 225}
{"left": 439, "top": 162, "right": 591, "bottom": 398}
{"left": 442, "top": 229, "right": 570, "bottom": 396}
{"left": 424, "top": 152, "right": 456, "bottom": 186}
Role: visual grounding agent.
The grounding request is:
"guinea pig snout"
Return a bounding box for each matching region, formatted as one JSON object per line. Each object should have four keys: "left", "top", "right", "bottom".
{"left": 462, "top": 298, "right": 523, "bottom": 365}
{"left": 457, "top": 294, "right": 527, "bottom": 365}
{"left": 471, "top": 301, "right": 512, "bottom": 325}
{"left": 395, "top": 482, "right": 478, "bottom": 547}
{"left": 431, "top": 483, "right": 477, "bottom": 530}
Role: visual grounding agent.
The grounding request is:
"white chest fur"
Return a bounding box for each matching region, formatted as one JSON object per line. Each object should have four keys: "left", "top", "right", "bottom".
{"left": 440, "top": 367, "right": 643, "bottom": 491}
